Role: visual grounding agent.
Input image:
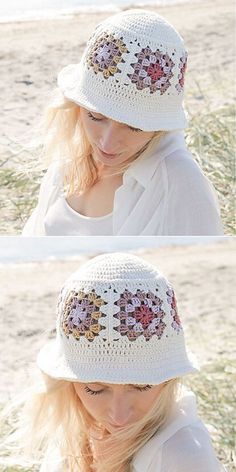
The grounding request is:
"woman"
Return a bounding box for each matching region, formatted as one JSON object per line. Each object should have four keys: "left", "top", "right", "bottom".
{"left": 0, "top": 253, "right": 226, "bottom": 471}
{"left": 22, "top": 9, "right": 223, "bottom": 236}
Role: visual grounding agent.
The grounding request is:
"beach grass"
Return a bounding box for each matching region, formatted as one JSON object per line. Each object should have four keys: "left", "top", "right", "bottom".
{"left": 185, "top": 359, "right": 236, "bottom": 472}
{"left": 0, "top": 100, "right": 235, "bottom": 235}
{"left": 186, "top": 103, "right": 235, "bottom": 235}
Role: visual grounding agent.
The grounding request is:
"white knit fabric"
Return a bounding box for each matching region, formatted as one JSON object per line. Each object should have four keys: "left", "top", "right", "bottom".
{"left": 57, "top": 9, "right": 188, "bottom": 131}
{"left": 37, "top": 253, "right": 197, "bottom": 384}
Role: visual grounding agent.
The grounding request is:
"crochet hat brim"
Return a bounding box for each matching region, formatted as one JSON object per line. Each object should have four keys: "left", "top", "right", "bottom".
{"left": 37, "top": 336, "right": 198, "bottom": 385}
{"left": 57, "top": 63, "right": 189, "bottom": 132}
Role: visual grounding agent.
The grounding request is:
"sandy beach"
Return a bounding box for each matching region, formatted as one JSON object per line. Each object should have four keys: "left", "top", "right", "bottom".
{"left": 0, "top": 238, "right": 235, "bottom": 403}
{"left": 0, "top": 0, "right": 235, "bottom": 145}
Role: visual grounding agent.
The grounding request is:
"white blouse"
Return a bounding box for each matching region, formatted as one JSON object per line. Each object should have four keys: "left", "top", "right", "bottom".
{"left": 22, "top": 131, "right": 224, "bottom": 236}
{"left": 44, "top": 194, "right": 113, "bottom": 235}
{"left": 39, "top": 390, "right": 227, "bottom": 472}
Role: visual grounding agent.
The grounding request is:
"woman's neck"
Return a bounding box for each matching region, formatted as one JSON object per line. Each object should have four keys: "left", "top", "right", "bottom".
{"left": 97, "top": 164, "right": 123, "bottom": 180}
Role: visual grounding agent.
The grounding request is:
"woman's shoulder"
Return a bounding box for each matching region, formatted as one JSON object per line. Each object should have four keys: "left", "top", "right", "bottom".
{"left": 161, "top": 423, "right": 225, "bottom": 471}
{"left": 164, "top": 148, "right": 205, "bottom": 181}
{"left": 133, "top": 391, "right": 226, "bottom": 472}
{"left": 133, "top": 422, "right": 225, "bottom": 472}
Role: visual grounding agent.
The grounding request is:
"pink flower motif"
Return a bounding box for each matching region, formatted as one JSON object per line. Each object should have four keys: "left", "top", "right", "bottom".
{"left": 114, "top": 289, "right": 166, "bottom": 341}
{"left": 147, "top": 63, "right": 164, "bottom": 81}
{"left": 175, "top": 52, "right": 188, "bottom": 93}
{"left": 128, "top": 47, "right": 174, "bottom": 95}
{"left": 135, "top": 306, "right": 155, "bottom": 329}
{"left": 166, "top": 288, "right": 182, "bottom": 333}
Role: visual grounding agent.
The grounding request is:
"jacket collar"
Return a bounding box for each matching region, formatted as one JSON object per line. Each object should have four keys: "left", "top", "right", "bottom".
{"left": 123, "top": 130, "right": 187, "bottom": 188}
{"left": 132, "top": 390, "right": 198, "bottom": 472}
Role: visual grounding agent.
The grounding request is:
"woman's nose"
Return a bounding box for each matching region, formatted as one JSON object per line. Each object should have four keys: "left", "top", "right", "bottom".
{"left": 99, "top": 122, "right": 122, "bottom": 154}
{"left": 108, "top": 396, "right": 133, "bottom": 427}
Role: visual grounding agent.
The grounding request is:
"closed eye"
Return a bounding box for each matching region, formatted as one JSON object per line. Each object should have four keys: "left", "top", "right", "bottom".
{"left": 84, "top": 386, "right": 103, "bottom": 395}
{"left": 134, "top": 385, "right": 152, "bottom": 391}
{"left": 87, "top": 111, "right": 142, "bottom": 132}
{"left": 87, "top": 111, "right": 102, "bottom": 122}
{"left": 128, "top": 126, "right": 142, "bottom": 132}
{"left": 84, "top": 384, "right": 153, "bottom": 395}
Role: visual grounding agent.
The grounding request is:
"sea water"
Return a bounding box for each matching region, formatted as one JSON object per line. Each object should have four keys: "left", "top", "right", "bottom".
{"left": 0, "top": 0, "right": 198, "bottom": 23}
{"left": 0, "top": 236, "right": 224, "bottom": 264}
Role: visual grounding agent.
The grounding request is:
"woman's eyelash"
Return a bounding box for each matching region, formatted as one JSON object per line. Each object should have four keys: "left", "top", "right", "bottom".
{"left": 135, "top": 385, "right": 152, "bottom": 391}
{"left": 87, "top": 111, "right": 101, "bottom": 121}
{"left": 84, "top": 386, "right": 103, "bottom": 395}
{"left": 87, "top": 111, "right": 142, "bottom": 131}
{"left": 84, "top": 385, "right": 152, "bottom": 395}
{"left": 129, "top": 126, "right": 142, "bottom": 132}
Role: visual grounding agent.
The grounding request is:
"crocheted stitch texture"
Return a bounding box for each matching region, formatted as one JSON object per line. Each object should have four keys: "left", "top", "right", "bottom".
{"left": 57, "top": 9, "right": 188, "bottom": 131}
{"left": 37, "top": 253, "right": 196, "bottom": 385}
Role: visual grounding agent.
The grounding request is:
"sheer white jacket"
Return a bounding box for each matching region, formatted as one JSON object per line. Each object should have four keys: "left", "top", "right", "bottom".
{"left": 22, "top": 131, "right": 224, "bottom": 236}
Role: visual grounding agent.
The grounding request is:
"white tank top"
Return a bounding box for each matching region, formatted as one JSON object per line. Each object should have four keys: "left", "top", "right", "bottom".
{"left": 44, "top": 195, "right": 113, "bottom": 235}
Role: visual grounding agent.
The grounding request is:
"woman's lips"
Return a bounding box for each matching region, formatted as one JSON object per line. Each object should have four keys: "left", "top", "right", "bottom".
{"left": 97, "top": 146, "right": 120, "bottom": 159}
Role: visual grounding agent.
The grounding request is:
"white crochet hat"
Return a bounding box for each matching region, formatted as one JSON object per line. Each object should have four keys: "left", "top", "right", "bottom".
{"left": 57, "top": 9, "right": 188, "bottom": 131}
{"left": 37, "top": 253, "right": 197, "bottom": 384}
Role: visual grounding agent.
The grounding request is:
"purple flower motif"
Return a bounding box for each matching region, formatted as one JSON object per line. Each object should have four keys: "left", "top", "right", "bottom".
{"left": 86, "top": 32, "right": 129, "bottom": 79}
{"left": 62, "top": 289, "right": 106, "bottom": 342}
{"left": 127, "top": 316, "right": 136, "bottom": 326}
{"left": 71, "top": 308, "right": 87, "bottom": 325}
{"left": 125, "top": 303, "right": 135, "bottom": 313}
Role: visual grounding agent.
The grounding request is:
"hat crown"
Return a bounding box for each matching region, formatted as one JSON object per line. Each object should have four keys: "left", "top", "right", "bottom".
{"left": 57, "top": 9, "right": 188, "bottom": 131}
{"left": 67, "top": 252, "right": 160, "bottom": 282}
{"left": 37, "top": 253, "right": 197, "bottom": 384}
{"left": 57, "top": 253, "right": 180, "bottom": 345}
{"left": 96, "top": 9, "right": 184, "bottom": 47}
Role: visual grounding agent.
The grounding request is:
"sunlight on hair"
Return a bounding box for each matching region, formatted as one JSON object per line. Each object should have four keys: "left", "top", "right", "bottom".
{"left": 0, "top": 372, "right": 182, "bottom": 472}
{"left": 40, "top": 88, "right": 167, "bottom": 197}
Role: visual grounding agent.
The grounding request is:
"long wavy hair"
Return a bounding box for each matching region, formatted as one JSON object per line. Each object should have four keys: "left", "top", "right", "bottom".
{"left": 0, "top": 373, "right": 181, "bottom": 472}
{"left": 40, "top": 88, "right": 167, "bottom": 196}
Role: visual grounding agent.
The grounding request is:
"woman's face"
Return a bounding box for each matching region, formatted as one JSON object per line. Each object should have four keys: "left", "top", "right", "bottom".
{"left": 73, "top": 382, "right": 163, "bottom": 433}
{"left": 79, "top": 107, "right": 155, "bottom": 170}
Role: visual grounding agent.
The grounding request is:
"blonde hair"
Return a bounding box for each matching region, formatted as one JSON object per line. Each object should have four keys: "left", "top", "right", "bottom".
{"left": 41, "top": 88, "right": 167, "bottom": 195}
{"left": 0, "top": 373, "right": 181, "bottom": 472}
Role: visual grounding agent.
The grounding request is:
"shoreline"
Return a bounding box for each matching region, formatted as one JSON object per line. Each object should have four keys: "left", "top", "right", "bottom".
{"left": 0, "top": 0, "right": 200, "bottom": 24}
{"left": 0, "top": 237, "right": 227, "bottom": 265}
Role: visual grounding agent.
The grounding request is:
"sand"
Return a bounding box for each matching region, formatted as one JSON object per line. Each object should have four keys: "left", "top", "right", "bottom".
{"left": 0, "top": 0, "right": 235, "bottom": 147}
{"left": 0, "top": 238, "right": 235, "bottom": 403}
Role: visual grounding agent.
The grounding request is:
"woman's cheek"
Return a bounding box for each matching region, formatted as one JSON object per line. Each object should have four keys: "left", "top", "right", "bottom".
{"left": 83, "top": 395, "right": 106, "bottom": 419}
